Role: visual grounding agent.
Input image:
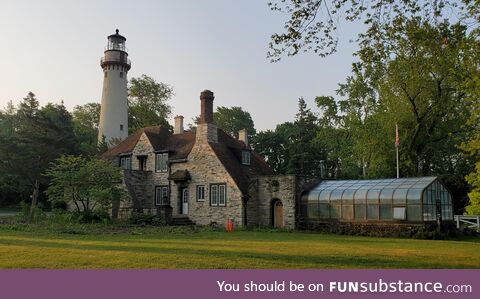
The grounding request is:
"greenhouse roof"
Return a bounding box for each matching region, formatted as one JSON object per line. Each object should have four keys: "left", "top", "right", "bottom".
{"left": 306, "top": 177, "right": 441, "bottom": 202}
{"left": 310, "top": 177, "right": 438, "bottom": 191}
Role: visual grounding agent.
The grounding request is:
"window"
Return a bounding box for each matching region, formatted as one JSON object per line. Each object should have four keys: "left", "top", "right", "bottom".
{"left": 155, "top": 153, "right": 168, "bottom": 172}
{"left": 104, "top": 71, "right": 107, "bottom": 78}
{"left": 210, "top": 183, "right": 226, "bottom": 207}
{"left": 120, "top": 124, "right": 124, "bottom": 131}
{"left": 196, "top": 185, "right": 205, "bottom": 202}
{"left": 155, "top": 186, "right": 169, "bottom": 206}
{"left": 241, "top": 151, "right": 251, "bottom": 165}
{"left": 119, "top": 156, "right": 131, "bottom": 169}
{"left": 120, "top": 72, "right": 123, "bottom": 78}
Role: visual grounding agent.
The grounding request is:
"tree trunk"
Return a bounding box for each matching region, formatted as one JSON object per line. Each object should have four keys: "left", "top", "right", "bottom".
{"left": 28, "top": 179, "right": 40, "bottom": 223}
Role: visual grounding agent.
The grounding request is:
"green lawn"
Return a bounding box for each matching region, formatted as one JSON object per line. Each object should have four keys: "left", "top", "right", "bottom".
{"left": 0, "top": 225, "right": 479, "bottom": 269}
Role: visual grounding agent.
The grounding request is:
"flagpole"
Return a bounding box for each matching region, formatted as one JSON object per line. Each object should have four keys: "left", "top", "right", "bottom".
{"left": 395, "top": 123, "right": 400, "bottom": 178}
{"left": 396, "top": 145, "right": 399, "bottom": 178}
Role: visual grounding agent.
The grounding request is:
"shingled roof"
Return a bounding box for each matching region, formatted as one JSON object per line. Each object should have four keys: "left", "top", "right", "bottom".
{"left": 102, "top": 126, "right": 196, "bottom": 160}
{"left": 103, "top": 125, "right": 273, "bottom": 194}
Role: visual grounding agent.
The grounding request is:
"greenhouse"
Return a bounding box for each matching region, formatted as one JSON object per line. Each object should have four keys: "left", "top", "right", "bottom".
{"left": 301, "top": 177, "right": 453, "bottom": 223}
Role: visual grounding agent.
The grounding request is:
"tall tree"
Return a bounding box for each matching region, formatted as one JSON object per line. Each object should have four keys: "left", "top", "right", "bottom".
{"left": 0, "top": 93, "right": 77, "bottom": 217}
{"left": 128, "top": 74, "right": 173, "bottom": 133}
{"left": 267, "top": 0, "right": 476, "bottom": 61}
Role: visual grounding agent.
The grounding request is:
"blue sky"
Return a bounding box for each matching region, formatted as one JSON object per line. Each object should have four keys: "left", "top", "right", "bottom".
{"left": 0, "top": 0, "right": 362, "bottom": 130}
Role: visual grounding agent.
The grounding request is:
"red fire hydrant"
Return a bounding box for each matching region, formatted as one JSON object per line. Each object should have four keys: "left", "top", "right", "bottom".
{"left": 226, "top": 219, "right": 234, "bottom": 232}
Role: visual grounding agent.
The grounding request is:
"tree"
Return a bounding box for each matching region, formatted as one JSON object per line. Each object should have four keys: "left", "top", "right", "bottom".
{"left": 267, "top": 0, "right": 476, "bottom": 61}
{"left": 193, "top": 106, "right": 256, "bottom": 138}
{"left": 128, "top": 74, "right": 173, "bottom": 133}
{"left": 253, "top": 98, "right": 324, "bottom": 176}
{"left": 0, "top": 93, "right": 78, "bottom": 218}
{"left": 72, "top": 103, "right": 101, "bottom": 156}
{"left": 461, "top": 19, "right": 480, "bottom": 214}
{"left": 252, "top": 123, "right": 294, "bottom": 173}
{"left": 45, "top": 155, "right": 125, "bottom": 217}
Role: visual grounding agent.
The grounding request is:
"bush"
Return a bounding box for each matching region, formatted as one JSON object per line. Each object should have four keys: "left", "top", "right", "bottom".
{"left": 303, "top": 221, "right": 474, "bottom": 239}
{"left": 129, "top": 212, "right": 164, "bottom": 226}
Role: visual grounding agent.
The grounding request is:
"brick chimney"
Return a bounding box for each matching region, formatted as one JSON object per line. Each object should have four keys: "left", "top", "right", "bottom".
{"left": 199, "top": 90, "right": 214, "bottom": 124}
{"left": 196, "top": 90, "right": 218, "bottom": 143}
{"left": 174, "top": 115, "right": 184, "bottom": 134}
{"left": 238, "top": 129, "right": 248, "bottom": 147}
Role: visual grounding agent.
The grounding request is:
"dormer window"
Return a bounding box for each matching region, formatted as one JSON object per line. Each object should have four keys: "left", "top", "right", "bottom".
{"left": 242, "top": 150, "right": 251, "bottom": 165}
{"left": 155, "top": 153, "right": 168, "bottom": 172}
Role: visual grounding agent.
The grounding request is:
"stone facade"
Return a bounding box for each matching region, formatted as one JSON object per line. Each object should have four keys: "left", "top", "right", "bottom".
{"left": 106, "top": 89, "right": 312, "bottom": 229}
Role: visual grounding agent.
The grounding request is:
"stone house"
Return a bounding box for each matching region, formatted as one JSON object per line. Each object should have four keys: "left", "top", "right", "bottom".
{"left": 103, "top": 90, "right": 309, "bottom": 229}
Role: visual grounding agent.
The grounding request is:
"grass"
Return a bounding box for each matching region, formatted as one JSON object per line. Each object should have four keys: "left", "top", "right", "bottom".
{"left": 0, "top": 223, "right": 479, "bottom": 269}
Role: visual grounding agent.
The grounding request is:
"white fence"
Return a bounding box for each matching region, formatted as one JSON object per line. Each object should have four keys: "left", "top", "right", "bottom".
{"left": 454, "top": 215, "right": 480, "bottom": 230}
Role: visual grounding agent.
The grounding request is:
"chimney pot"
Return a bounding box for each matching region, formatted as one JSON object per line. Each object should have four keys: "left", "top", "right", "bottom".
{"left": 174, "top": 115, "right": 184, "bottom": 134}
{"left": 238, "top": 129, "right": 248, "bottom": 147}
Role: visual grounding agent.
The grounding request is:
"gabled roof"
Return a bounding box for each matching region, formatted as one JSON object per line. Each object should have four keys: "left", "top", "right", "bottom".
{"left": 102, "top": 125, "right": 273, "bottom": 194}
{"left": 211, "top": 129, "right": 273, "bottom": 194}
{"left": 102, "top": 126, "right": 196, "bottom": 160}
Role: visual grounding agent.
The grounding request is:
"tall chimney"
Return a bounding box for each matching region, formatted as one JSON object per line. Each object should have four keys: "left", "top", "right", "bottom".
{"left": 238, "top": 129, "right": 248, "bottom": 147}
{"left": 200, "top": 90, "right": 214, "bottom": 124}
{"left": 174, "top": 115, "right": 184, "bottom": 134}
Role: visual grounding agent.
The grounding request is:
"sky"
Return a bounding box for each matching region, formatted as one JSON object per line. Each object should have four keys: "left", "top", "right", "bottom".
{"left": 0, "top": 0, "right": 362, "bottom": 131}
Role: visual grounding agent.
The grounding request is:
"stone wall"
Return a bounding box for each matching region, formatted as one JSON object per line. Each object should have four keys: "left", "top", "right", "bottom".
{"left": 246, "top": 175, "right": 319, "bottom": 229}
{"left": 247, "top": 175, "right": 297, "bottom": 229}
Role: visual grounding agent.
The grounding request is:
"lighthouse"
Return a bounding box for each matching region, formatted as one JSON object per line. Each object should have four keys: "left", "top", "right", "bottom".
{"left": 98, "top": 29, "right": 131, "bottom": 146}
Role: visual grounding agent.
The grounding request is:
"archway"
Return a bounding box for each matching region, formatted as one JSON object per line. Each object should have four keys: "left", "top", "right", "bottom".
{"left": 272, "top": 199, "right": 284, "bottom": 228}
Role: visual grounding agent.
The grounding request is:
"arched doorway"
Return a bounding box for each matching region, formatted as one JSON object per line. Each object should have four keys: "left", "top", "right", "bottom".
{"left": 272, "top": 199, "right": 284, "bottom": 228}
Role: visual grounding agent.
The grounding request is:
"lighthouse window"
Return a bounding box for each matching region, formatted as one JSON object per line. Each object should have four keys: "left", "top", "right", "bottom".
{"left": 120, "top": 72, "right": 123, "bottom": 78}
{"left": 120, "top": 124, "right": 124, "bottom": 131}
{"left": 104, "top": 72, "right": 107, "bottom": 78}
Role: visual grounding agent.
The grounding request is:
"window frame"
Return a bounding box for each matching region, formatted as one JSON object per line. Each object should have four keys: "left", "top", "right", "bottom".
{"left": 154, "top": 185, "right": 169, "bottom": 206}
{"left": 155, "top": 152, "right": 169, "bottom": 173}
{"left": 210, "top": 183, "right": 227, "bottom": 207}
{"left": 241, "top": 150, "right": 251, "bottom": 165}
{"left": 196, "top": 185, "right": 206, "bottom": 202}
{"left": 119, "top": 155, "right": 132, "bottom": 170}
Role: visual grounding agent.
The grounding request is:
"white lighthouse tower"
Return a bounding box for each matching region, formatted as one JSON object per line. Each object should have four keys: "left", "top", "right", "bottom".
{"left": 98, "top": 29, "right": 131, "bottom": 146}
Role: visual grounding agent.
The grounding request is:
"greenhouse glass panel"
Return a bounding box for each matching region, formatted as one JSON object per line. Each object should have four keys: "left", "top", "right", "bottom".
{"left": 342, "top": 189, "right": 355, "bottom": 204}
{"left": 330, "top": 189, "right": 344, "bottom": 202}
{"left": 367, "top": 204, "right": 379, "bottom": 220}
{"left": 406, "top": 188, "right": 423, "bottom": 204}
{"left": 342, "top": 205, "right": 354, "bottom": 220}
{"left": 354, "top": 189, "right": 368, "bottom": 204}
{"left": 319, "top": 190, "right": 332, "bottom": 202}
{"left": 393, "top": 189, "right": 408, "bottom": 204}
{"left": 407, "top": 205, "right": 422, "bottom": 221}
{"left": 319, "top": 204, "right": 329, "bottom": 218}
{"left": 355, "top": 204, "right": 366, "bottom": 220}
{"left": 423, "top": 204, "right": 435, "bottom": 221}
{"left": 380, "top": 204, "right": 392, "bottom": 220}
{"left": 367, "top": 189, "right": 381, "bottom": 204}
{"left": 308, "top": 202, "right": 319, "bottom": 218}
{"left": 379, "top": 188, "right": 394, "bottom": 203}
{"left": 330, "top": 205, "right": 341, "bottom": 219}
{"left": 308, "top": 190, "right": 321, "bottom": 202}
